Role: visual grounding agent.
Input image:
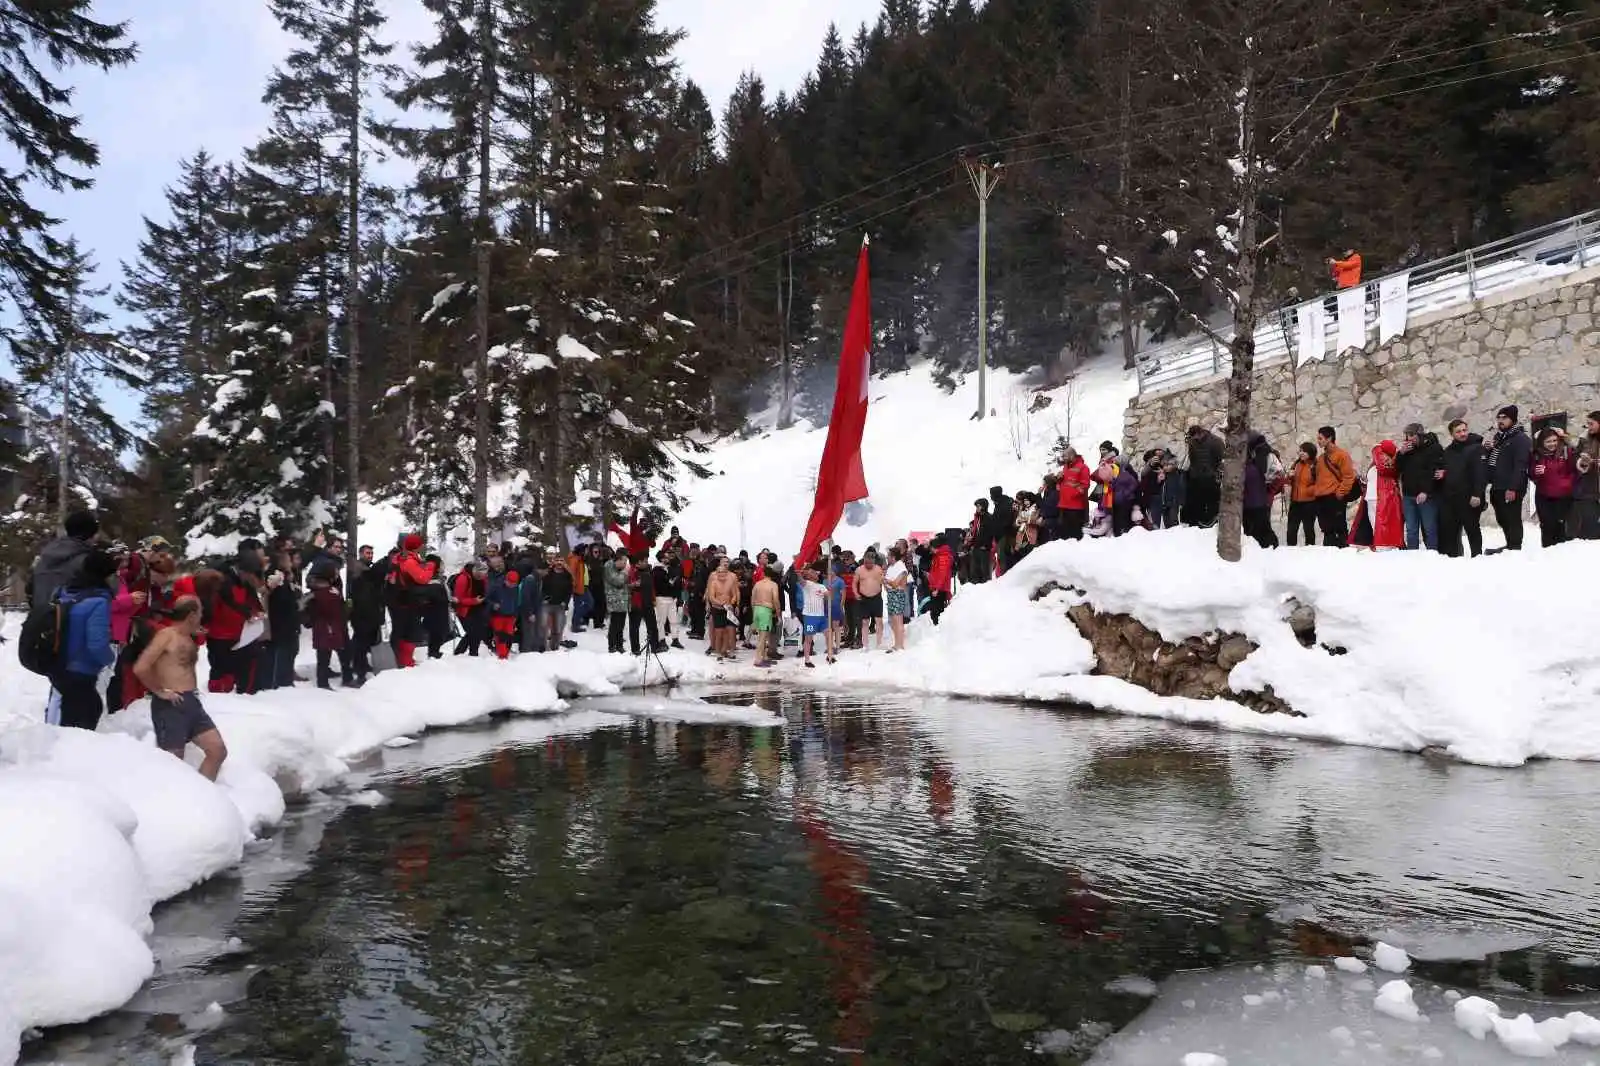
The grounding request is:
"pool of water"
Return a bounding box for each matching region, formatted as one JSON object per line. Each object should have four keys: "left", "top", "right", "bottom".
{"left": 24, "top": 688, "right": 1600, "bottom": 1065}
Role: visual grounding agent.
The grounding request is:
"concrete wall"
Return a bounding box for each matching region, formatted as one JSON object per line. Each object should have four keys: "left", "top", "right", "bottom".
{"left": 1123, "top": 268, "right": 1600, "bottom": 466}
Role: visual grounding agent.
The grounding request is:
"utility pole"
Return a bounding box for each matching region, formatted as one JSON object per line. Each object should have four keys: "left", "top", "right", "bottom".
{"left": 962, "top": 157, "right": 1003, "bottom": 420}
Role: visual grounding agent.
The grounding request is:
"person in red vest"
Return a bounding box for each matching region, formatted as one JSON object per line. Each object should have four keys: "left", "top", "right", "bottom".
{"left": 388, "top": 534, "right": 438, "bottom": 668}
{"left": 451, "top": 560, "right": 488, "bottom": 657}
{"left": 927, "top": 534, "right": 955, "bottom": 625}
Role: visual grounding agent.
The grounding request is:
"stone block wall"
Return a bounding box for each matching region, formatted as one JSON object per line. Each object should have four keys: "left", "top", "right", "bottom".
{"left": 1124, "top": 271, "right": 1600, "bottom": 468}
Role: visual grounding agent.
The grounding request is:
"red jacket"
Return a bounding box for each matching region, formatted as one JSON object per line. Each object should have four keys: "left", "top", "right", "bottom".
{"left": 1530, "top": 446, "right": 1579, "bottom": 500}
{"left": 452, "top": 569, "right": 485, "bottom": 617}
{"left": 1058, "top": 457, "right": 1092, "bottom": 510}
{"left": 391, "top": 550, "right": 437, "bottom": 589}
{"left": 206, "top": 566, "right": 260, "bottom": 643}
{"left": 929, "top": 545, "right": 955, "bottom": 595}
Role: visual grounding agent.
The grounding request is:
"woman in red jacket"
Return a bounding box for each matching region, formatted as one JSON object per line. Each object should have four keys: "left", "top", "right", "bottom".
{"left": 389, "top": 534, "right": 438, "bottom": 668}
{"left": 1530, "top": 427, "right": 1579, "bottom": 547}
{"left": 1058, "top": 447, "right": 1093, "bottom": 541}
{"left": 451, "top": 561, "right": 488, "bottom": 656}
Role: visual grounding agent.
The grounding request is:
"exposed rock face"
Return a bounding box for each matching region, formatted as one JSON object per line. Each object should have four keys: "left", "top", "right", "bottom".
{"left": 1059, "top": 595, "right": 1300, "bottom": 717}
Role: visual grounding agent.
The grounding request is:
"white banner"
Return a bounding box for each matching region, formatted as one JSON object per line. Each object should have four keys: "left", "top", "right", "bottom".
{"left": 1336, "top": 287, "right": 1368, "bottom": 353}
{"left": 1297, "top": 300, "right": 1327, "bottom": 364}
{"left": 1378, "top": 271, "right": 1411, "bottom": 344}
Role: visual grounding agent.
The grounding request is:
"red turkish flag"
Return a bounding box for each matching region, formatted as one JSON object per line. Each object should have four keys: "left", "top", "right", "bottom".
{"left": 798, "top": 240, "right": 871, "bottom": 564}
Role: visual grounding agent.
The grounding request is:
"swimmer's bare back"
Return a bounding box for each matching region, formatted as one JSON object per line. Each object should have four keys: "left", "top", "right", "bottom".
{"left": 134, "top": 627, "right": 200, "bottom": 699}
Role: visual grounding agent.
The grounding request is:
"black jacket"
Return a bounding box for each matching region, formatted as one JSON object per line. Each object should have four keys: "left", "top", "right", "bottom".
{"left": 266, "top": 572, "right": 301, "bottom": 638}
{"left": 1441, "top": 435, "right": 1488, "bottom": 501}
{"left": 1395, "top": 432, "right": 1446, "bottom": 497}
{"left": 1488, "top": 424, "right": 1532, "bottom": 496}
{"left": 652, "top": 564, "right": 683, "bottom": 599}
{"left": 542, "top": 567, "right": 573, "bottom": 605}
{"left": 989, "top": 489, "right": 1016, "bottom": 536}
{"left": 1188, "top": 431, "right": 1225, "bottom": 481}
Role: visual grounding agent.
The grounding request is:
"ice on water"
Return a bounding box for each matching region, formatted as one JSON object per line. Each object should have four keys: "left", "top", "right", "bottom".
{"left": 1089, "top": 963, "right": 1600, "bottom": 1065}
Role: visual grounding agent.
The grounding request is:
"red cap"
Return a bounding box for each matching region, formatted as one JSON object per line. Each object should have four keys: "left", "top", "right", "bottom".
{"left": 506, "top": 571, "right": 520, "bottom": 585}
{"left": 402, "top": 533, "right": 424, "bottom": 551}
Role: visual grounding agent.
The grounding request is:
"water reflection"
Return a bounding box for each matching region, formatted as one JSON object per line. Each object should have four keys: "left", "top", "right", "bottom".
{"left": 24, "top": 687, "right": 1600, "bottom": 1065}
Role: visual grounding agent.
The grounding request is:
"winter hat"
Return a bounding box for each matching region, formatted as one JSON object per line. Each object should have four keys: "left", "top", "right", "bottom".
{"left": 402, "top": 533, "right": 424, "bottom": 551}
{"left": 63, "top": 510, "right": 99, "bottom": 540}
{"left": 1376, "top": 439, "right": 1398, "bottom": 459}
{"left": 1403, "top": 422, "right": 1424, "bottom": 437}
{"left": 1498, "top": 404, "right": 1519, "bottom": 422}
{"left": 505, "top": 571, "right": 520, "bottom": 585}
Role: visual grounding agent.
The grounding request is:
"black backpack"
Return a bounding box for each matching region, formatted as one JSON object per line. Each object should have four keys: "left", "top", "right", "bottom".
{"left": 18, "top": 592, "right": 68, "bottom": 676}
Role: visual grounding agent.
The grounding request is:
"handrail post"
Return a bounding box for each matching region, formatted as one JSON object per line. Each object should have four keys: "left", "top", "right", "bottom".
{"left": 1212, "top": 338, "right": 1221, "bottom": 376}
{"left": 1579, "top": 218, "right": 1590, "bottom": 269}
{"left": 1465, "top": 248, "right": 1477, "bottom": 301}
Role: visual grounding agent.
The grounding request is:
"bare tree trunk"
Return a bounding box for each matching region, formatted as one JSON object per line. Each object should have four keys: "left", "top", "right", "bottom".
{"left": 56, "top": 293, "right": 72, "bottom": 525}
{"left": 316, "top": 151, "right": 337, "bottom": 508}
{"left": 1217, "top": 57, "right": 1261, "bottom": 563}
{"left": 777, "top": 243, "right": 795, "bottom": 428}
{"left": 344, "top": 0, "right": 363, "bottom": 553}
{"left": 1117, "top": 59, "right": 1138, "bottom": 371}
{"left": 470, "top": 0, "right": 496, "bottom": 555}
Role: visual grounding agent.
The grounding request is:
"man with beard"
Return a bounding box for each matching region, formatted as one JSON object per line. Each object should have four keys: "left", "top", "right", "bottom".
{"left": 1438, "top": 420, "right": 1488, "bottom": 557}
{"left": 1483, "top": 404, "right": 1532, "bottom": 551}
{"left": 1395, "top": 422, "right": 1446, "bottom": 551}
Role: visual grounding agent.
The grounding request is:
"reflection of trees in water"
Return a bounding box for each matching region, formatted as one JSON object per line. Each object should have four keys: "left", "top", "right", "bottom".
{"left": 1077, "top": 738, "right": 1240, "bottom": 807}
{"left": 207, "top": 711, "right": 1326, "bottom": 1065}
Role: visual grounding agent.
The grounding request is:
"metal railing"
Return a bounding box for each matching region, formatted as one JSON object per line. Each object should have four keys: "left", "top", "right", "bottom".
{"left": 1135, "top": 208, "right": 1600, "bottom": 397}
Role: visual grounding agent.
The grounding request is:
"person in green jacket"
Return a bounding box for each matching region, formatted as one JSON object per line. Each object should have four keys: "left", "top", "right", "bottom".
{"left": 602, "top": 552, "right": 631, "bottom": 653}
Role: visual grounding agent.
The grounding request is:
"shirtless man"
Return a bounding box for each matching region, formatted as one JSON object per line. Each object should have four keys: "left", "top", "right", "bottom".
{"left": 132, "top": 597, "right": 228, "bottom": 780}
{"left": 705, "top": 555, "right": 742, "bottom": 661}
{"left": 852, "top": 551, "right": 886, "bottom": 650}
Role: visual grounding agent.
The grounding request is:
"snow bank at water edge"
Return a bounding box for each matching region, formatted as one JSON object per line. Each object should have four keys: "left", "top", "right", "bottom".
{"left": 0, "top": 647, "right": 778, "bottom": 1066}
{"left": 654, "top": 528, "right": 1600, "bottom": 767}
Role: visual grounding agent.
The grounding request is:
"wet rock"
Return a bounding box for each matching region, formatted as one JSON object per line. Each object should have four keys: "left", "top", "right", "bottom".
{"left": 1061, "top": 600, "right": 1301, "bottom": 716}
{"left": 678, "top": 896, "right": 762, "bottom": 945}
{"left": 1286, "top": 600, "right": 1317, "bottom": 647}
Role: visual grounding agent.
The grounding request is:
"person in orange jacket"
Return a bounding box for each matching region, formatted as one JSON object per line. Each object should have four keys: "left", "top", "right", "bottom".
{"left": 1328, "top": 248, "right": 1362, "bottom": 289}
{"left": 389, "top": 534, "right": 438, "bottom": 668}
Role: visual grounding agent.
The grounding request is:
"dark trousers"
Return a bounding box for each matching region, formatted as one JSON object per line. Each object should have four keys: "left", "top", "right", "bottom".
{"left": 967, "top": 547, "right": 991, "bottom": 583}
{"left": 1060, "top": 509, "right": 1087, "bottom": 541}
{"left": 349, "top": 629, "right": 378, "bottom": 681}
{"left": 629, "top": 608, "right": 659, "bottom": 654}
{"left": 607, "top": 611, "right": 626, "bottom": 652}
{"left": 1438, "top": 496, "right": 1484, "bottom": 557}
{"left": 1182, "top": 477, "right": 1220, "bottom": 527}
{"left": 265, "top": 637, "right": 297, "bottom": 689}
{"left": 1316, "top": 495, "right": 1349, "bottom": 547}
{"left": 209, "top": 640, "right": 262, "bottom": 694}
{"left": 52, "top": 671, "right": 103, "bottom": 730}
{"left": 688, "top": 595, "right": 706, "bottom": 638}
{"left": 315, "top": 647, "right": 352, "bottom": 688}
{"left": 454, "top": 608, "right": 486, "bottom": 656}
{"left": 1286, "top": 501, "right": 1318, "bottom": 546}
{"left": 520, "top": 609, "right": 545, "bottom": 653}
{"left": 845, "top": 600, "right": 861, "bottom": 647}
{"left": 1492, "top": 491, "right": 1525, "bottom": 550}
{"left": 1536, "top": 494, "right": 1572, "bottom": 547}
{"left": 1111, "top": 502, "right": 1135, "bottom": 537}
{"left": 1243, "top": 506, "right": 1278, "bottom": 548}
{"left": 928, "top": 591, "right": 950, "bottom": 625}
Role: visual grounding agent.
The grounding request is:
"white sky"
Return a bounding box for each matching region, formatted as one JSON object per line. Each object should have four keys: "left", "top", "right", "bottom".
{"left": 39, "top": 0, "right": 880, "bottom": 424}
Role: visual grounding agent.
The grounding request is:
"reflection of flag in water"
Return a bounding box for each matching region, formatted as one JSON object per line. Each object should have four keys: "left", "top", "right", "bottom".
{"left": 797, "top": 804, "right": 874, "bottom": 1060}
{"left": 798, "top": 239, "right": 872, "bottom": 564}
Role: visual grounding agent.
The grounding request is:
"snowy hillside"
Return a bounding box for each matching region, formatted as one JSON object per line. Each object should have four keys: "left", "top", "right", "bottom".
{"left": 666, "top": 357, "right": 1138, "bottom": 553}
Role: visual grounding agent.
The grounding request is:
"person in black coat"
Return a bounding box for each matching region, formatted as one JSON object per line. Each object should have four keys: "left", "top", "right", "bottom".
{"left": 965, "top": 499, "right": 995, "bottom": 584}
{"left": 1182, "top": 426, "right": 1225, "bottom": 527}
{"left": 988, "top": 486, "right": 1016, "bottom": 573}
{"left": 348, "top": 547, "right": 385, "bottom": 684}
{"left": 262, "top": 549, "right": 302, "bottom": 689}
{"left": 1439, "top": 419, "right": 1488, "bottom": 557}
{"left": 421, "top": 553, "right": 451, "bottom": 658}
{"left": 1395, "top": 422, "right": 1447, "bottom": 550}
{"left": 1484, "top": 405, "right": 1532, "bottom": 551}
{"left": 586, "top": 544, "right": 609, "bottom": 631}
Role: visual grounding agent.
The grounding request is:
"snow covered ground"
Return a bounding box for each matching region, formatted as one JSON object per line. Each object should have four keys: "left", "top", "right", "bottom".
{"left": 638, "top": 527, "right": 1600, "bottom": 768}
{"left": 667, "top": 357, "right": 1138, "bottom": 553}
{"left": 0, "top": 632, "right": 776, "bottom": 1066}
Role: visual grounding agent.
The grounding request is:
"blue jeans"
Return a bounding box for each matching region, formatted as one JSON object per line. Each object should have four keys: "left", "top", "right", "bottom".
{"left": 1403, "top": 495, "right": 1439, "bottom": 550}
{"left": 571, "top": 590, "right": 592, "bottom": 631}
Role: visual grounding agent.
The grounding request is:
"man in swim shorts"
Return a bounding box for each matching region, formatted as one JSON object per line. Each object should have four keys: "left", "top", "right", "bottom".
{"left": 751, "top": 564, "right": 780, "bottom": 667}
{"left": 132, "top": 596, "right": 228, "bottom": 780}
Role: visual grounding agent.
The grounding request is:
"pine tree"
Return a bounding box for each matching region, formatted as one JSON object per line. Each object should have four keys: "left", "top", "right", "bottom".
{"left": 119, "top": 151, "right": 241, "bottom": 429}
{"left": 7, "top": 239, "right": 143, "bottom": 523}
{"left": 0, "top": 1, "right": 136, "bottom": 331}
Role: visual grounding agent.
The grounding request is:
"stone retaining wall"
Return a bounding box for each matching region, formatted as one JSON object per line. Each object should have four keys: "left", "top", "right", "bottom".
{"left": 1124, "top": 270, "right": 1600, "bottom": 467}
